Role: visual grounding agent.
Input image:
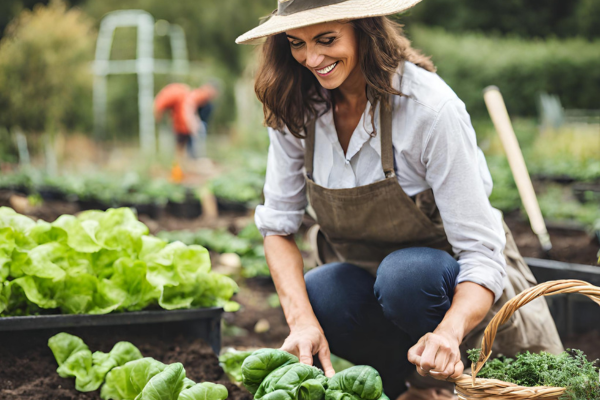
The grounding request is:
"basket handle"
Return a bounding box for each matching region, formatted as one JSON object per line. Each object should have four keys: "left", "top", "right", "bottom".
{"left": 471, "top": 279, "right": 600, "bottom": 383}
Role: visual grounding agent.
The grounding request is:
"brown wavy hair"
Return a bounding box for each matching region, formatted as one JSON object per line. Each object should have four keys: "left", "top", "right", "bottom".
{"left": 254, "top": 17, "right": 435, "bottom": 138}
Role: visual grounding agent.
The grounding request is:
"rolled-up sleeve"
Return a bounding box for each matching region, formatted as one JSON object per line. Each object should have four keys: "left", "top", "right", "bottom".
{"left": 255, "top": 127, "right": 307, "bottom": 237}
{"left": 422, "top": 99, "right": 507, "bottom": 302}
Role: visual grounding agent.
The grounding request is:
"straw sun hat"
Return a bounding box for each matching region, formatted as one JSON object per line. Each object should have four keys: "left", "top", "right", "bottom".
{"left": 235, "top": 0, "right": 423, "bottom": 44}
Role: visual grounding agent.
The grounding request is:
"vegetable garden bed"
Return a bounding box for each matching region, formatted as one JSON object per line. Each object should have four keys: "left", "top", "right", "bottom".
{"left": 0, "top": 326, "right": 251, "bottom": 400}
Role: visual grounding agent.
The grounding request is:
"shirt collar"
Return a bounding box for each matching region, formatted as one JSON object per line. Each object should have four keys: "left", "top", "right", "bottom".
{"left": 316, "top": 100, "right": 378, "bottom": 161}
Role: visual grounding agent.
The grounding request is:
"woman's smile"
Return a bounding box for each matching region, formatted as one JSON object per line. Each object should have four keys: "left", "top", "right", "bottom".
{"left": 315, "top": 61, "right": 338, "bottom": 76}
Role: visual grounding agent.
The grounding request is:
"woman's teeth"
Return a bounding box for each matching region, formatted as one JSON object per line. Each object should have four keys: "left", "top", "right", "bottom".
{"left": 317, "top": 62, "right": 337, "bottom": 75}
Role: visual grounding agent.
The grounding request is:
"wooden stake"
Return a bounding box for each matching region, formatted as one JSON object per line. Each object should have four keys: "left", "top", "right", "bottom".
{"left": 483, "top": 86, "right": 552, "bottom": 251}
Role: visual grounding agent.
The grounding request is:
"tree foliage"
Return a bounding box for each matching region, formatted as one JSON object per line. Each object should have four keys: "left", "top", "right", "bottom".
{"left": 0, "top": 0, "right": 95, "bottom": 133}
{"left": 408, "top": 0, "right": 600, "bottom": 39}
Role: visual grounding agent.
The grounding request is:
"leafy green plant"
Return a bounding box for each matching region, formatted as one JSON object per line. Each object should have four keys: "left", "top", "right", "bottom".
{"left": 48, "top": 333, "right": 228, "bottom": 400}
{"left": 219, "top": 348, "right": 253, "bottom": 382}
{"left": 158, "top": 229, "right": 253, "bottom": 255}
{"left": 48, "top": 332, "right": 143, "bottom": 392}
{"left": 241, "top": 349, "right": 390, "bottom": 400}
{"left": 158, "top": 225, "right": 271, "bottom": 278}
{"left": 0, "top": 207, "right": 239, "bottom": 316}
{"left": 468, "top": 348, "right": 600, "bottom": 400}
{"left": 210, "top": 171, "right": 264, "bottom": 205}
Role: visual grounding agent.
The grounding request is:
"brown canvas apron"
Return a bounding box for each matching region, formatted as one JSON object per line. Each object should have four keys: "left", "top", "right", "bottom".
{"left": 303, "top": 84, "right": 564, "bottom": 368}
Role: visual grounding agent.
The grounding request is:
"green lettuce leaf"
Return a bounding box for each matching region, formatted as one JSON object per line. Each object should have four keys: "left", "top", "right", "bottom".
{"left": 48, "top": 333, "right": 143, "bottom": 392}
{"left": 325, "top": 366, "right": 383, "bottom": 400}
{"left": 20, "top": 242, "right": 67, "bottom": 281}
{"left": 255, "top": 363, "right": 327, "bottom": 400}
{"left": 53, "top": 214, "right": 102, "bottom": 253}
{"left": 84, "top": 208, "right": 149, "bottom": 254}
{"left": 179, "top": 382, "right": 229, "bottom": 400}
{"left": 219, "top": 349, "right": 253, "bottom": 382}
{"left": 48, "top": 332, "right": 89, "bottom": 365}
{"left": 0, "top": 206, "right": 36, "bottom": 250}
{"left": 137, "top": 362, "right": 186, "bottom": 400}
{"left": 101, "top": 357, "right": 167, "bottom": 400}
{"left": 28, "top": 220, "right": 68, "bottom": 245}
{"left": 11, "top": 275, "right": 58, "bottom": 309}
{"left": 104, "top": 257, "right": 159, "bottom": 311}
{"left": 0, "top": 281, "right": 11, "bottom": 313}
{"left": 242, "top": 349, "right": 300, "bottom": 395}
{"left": 0, "top": 226, "right": 15, "bottom": 272}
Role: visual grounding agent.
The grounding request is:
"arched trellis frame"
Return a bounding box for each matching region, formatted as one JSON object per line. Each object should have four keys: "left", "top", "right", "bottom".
{"left": 93, "top": 10, "right": 189, "bottom": 154}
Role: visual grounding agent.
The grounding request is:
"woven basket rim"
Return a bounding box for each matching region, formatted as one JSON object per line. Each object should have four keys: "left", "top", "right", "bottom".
{"left": 450, "top": 280, "right": 600, "bottom": 399}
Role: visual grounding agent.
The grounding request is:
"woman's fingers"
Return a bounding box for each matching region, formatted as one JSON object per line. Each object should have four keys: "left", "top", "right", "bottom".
{"left": 279, "top": 339, "right": 298, "bottom": 356}
{"left": 298, "top": 341, "right": 314, "bottom": 366}
{"left": 419, "top": 335, "right": 442, "bottom": 372}
{"left": 409, "top": 333, "right": 462, "bottom": 380}
{"left": 318, "top": 346, "right": 336, "bottom": 378}
{"left": 450, "top": 359, "right": 464, "bottom": 379}
{"left": 407, "top": 336, "right": 426, "bottom": 365}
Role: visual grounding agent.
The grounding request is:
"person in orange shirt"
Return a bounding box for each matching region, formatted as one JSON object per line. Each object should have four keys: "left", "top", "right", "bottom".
{"left": 154, "top": 83, "right": 218, "bottom": 161}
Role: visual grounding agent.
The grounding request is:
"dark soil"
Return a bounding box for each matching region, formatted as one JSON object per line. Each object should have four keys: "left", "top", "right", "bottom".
{"left": 223, "top": 278, "right": 289, "bottom": 350}
{"left": 0, "top": 325, "right": 252, "bottom": 400}
{"left": 504, "top": 213, "right": 599, "bottom": 266}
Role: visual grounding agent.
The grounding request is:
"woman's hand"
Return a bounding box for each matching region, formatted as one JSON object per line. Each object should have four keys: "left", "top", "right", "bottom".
{"left": 407, "top": 328, "right": 464, "bottom": 380}
{"left": 280, "top": 323, "right": 336, "bottom": 377}
{"left": 407, "top": 282, "right": 495, "bottom": 381}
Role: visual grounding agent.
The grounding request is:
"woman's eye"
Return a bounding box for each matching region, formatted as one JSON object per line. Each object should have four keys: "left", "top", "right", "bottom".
{"left": 290, "top": 41, "right": 304, "bottom": 49}
{"left": 319, "top": 37, "right": 336, "bottom": 46}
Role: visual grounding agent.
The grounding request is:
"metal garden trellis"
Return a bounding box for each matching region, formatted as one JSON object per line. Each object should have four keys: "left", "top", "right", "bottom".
{"left": 93, "top": 10, "right": 190, "bottom": 154}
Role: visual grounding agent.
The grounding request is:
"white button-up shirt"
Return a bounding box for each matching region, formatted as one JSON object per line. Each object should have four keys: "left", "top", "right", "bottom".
{"left": 255, "top": 61, "right": 507, "bottom": 302}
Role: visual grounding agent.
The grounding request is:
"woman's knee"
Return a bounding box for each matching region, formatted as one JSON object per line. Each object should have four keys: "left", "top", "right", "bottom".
{"left": 376, "top": 247, "right": 459, "bottom": 294}
{"left": 305, "top": 262, "right": 372, "bottom": 320}
{"left": 373, "top": 247, "right": 460, "bottom": 338}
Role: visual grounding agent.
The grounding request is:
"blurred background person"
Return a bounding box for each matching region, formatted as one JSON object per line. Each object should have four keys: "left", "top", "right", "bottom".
{"left": 154, "top": 82, "right": 218, "bottom": 166}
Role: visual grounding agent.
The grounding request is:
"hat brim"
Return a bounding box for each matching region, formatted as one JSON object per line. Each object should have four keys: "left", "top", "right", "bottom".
{"left": 235, "top": 0, "right": 423, "bottom": 45}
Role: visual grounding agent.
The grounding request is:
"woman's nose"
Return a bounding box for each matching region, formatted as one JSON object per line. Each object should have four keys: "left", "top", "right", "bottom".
{"left": 305, "top": 46, "right": 325, "bottom": 69}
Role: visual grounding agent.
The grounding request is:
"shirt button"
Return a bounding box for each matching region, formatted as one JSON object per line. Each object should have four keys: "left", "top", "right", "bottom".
{"left": 345, "top": 159, "right": 350, "bottom": 164}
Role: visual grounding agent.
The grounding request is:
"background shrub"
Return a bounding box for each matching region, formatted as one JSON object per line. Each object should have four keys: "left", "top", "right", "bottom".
{"left": 410, "top": 26, "right": 600, "bottom": 118}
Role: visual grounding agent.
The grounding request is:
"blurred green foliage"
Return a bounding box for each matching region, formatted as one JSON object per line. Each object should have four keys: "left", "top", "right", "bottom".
{"left": 0, "top": 0, "right": 95, "bottom": 133}
{"left": 408, "top": 0, "right": 600, "bottom": 39}
{"left": 410, "top": 26, "right": 600, "bottom": 118}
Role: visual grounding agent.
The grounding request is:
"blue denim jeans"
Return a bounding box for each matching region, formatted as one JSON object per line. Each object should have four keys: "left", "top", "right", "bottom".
{"left": 305, "top": 247, "right": 460, "bottom": 398}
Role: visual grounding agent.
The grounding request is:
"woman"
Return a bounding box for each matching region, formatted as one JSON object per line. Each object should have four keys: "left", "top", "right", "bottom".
{"left": 236, "top": 1, "right": 563, "bottom": 398}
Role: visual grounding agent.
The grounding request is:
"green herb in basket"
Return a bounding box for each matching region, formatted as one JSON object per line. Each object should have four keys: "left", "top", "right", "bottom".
{"left": 467, "top": 348, "right": 600, "bottom": 400}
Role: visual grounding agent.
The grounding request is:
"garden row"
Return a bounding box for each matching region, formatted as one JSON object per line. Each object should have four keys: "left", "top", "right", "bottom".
{"left": 0, "top": 207, "right": 239, "bottom": 317}
{"left": 0, "top": 168, "right": 265, "bottom": 218}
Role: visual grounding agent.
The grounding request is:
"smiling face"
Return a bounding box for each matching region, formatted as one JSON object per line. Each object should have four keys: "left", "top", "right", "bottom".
{"left": 286, "top": 21, "right": 360, "bottom": 90}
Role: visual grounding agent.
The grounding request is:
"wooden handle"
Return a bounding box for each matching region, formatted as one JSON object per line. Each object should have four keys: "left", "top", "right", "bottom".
{"left": 483, "top": 86, "right": 552, "bottom": 251}
{"left": 471, "top": 280, "right": 600, "bottom": 382}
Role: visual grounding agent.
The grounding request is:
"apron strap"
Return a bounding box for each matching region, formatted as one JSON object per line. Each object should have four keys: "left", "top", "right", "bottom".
{"left": 304, "top": 118, "right": 316, "bottom": 180}
{"left": 380, "top": 60, "right": 404, "bottom": 178}
{"left": 379, "top": 95, "right": 395, "bottom": 178}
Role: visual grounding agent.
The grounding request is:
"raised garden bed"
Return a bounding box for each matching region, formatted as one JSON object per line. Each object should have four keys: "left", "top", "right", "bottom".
{"left": 0, "top": 307, "right": 224, "bottom": 353}
{"left": 0, "top": 327, "right": 251, "bottom": 400}
{"left": 527, "top": 257, "right": 600, "bottom": 338}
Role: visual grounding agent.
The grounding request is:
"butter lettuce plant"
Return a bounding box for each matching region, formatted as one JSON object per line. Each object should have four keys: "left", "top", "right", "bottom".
{"left": 0, "top": 207, "right": 238, "bottom": 315}
{"left": 241, "top": 349, "right": 390, "bottom": 400}
{"left": 48, "top": 332, "right": 143, "bottom": 392}
{"left": 49, "top": 333, "right": 228, "bottom": 400}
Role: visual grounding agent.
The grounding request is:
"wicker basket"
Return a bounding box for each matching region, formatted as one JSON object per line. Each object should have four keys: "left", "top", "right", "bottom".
{"left": 452, "top": 279, "right": 600, "bottom": 400}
